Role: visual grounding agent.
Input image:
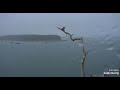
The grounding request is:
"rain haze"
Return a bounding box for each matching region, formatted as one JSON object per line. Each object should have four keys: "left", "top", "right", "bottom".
{"left": 0, "top": 13, "right": 120, "bottom": 37}
{"left": 0, "top": 13, "right": 120, "bottom": 77}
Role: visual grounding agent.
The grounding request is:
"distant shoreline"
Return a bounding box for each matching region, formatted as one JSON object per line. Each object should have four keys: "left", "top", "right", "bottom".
{"left": 0, "top": 35, "right": 62, "bottom": 41}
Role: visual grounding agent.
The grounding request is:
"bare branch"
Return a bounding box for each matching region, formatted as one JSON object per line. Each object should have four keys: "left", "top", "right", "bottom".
{"left": 56, "top": 26, "right": 88, "bottom": 77}
{"left": 56, "top": 26, "right": 82, "bottom": 42}
{"left": 64, "top": 31, "right": 72, "bottom": 36}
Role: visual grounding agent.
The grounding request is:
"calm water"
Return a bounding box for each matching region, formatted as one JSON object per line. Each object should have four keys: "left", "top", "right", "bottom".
{"left": 0, "top": 37, "right": 120, "bottom": 77}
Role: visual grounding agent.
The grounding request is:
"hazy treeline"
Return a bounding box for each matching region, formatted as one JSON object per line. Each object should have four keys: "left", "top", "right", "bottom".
{"left": 0, "top": 35, "right": 61, "bottom": 41}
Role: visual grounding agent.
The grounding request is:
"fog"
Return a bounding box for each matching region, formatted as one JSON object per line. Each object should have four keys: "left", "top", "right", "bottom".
{"left": 0, "top": 13, "right": 120, "bottom": 37}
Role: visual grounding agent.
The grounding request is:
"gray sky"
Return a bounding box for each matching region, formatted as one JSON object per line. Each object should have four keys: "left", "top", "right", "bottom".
{"left": 0, "top": 13, "right": 120, "bottom": 37}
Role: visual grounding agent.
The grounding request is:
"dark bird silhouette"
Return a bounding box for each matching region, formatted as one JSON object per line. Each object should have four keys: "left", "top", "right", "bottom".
{"left": 56, "top": 26, "right": 66, "bottom": 32}
{"left": 57, "top": 26, "right": 71, "bottom": 35}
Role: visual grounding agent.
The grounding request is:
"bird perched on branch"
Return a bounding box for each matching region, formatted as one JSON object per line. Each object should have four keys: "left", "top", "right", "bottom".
{"left": 56, "top": 26, "right": 82, "bottom": 41}
{"left": 56, "top": 26, "right": 71, "bottom": 35}
{"left": 56, "top": 26, "right": 66, "bottom": 32}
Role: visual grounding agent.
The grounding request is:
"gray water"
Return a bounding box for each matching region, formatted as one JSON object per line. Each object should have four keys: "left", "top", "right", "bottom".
{"left": 0, "top": 37, "right": 120, "bottom": 77}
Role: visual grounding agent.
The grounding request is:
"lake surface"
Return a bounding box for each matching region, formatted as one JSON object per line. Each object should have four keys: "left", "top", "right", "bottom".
{"left": 0, "top": 37, "right": 120, "bottom": 77}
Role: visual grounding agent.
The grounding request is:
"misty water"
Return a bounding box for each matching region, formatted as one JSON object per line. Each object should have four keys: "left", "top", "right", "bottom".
{"left": 0, "top": 35, "right": 120, "bottom": 77}
{"left": 0, "top": 13, "right": 120, "bottom": 77}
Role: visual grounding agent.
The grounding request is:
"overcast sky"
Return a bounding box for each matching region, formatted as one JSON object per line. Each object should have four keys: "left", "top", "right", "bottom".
{"left": 0, "top": 13, "right": 120, "bottom": 37}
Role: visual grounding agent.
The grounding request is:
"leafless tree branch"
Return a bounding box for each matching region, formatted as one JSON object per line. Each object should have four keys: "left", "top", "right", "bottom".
{"left": 57, "top": 26, "right": 88, "bottom": 77}
{"left": 56, "top": 26, "right": 82, "bottom": 41}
